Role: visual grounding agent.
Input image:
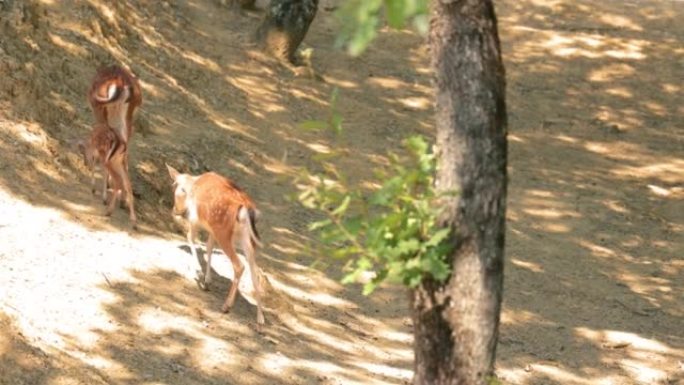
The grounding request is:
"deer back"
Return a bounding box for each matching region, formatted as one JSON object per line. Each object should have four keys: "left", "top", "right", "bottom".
{"left": 88, "top": 65, "right": 142, "bottom": 142}
{"left": 190, "top": 172, "right": 257, "bottom": 234}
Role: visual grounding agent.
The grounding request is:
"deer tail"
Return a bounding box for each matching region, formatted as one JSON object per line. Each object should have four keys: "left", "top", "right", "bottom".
{"left": 238, "top": 206, "right": 263, "bottom": 249}
{"left": 93, "top": 82, "right": 123, "bottom": 103}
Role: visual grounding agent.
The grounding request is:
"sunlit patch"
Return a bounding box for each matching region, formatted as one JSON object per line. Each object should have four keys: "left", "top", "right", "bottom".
{"left": 307, "top": 142, "right": 332, "bottom": 154}
{"left": 511, "top": 258, "right": 544, "bottom": 273}
{"left": 599, "top": 14, "right": 643, "bottom": 31}
{"left": 584, "top": 141, "right": 611, "bottom": 154}
{"left": 532, "top": 363, "right": 619, "bottom": 385}
{"left": 80, "top": 354, "right": 132, "bottom": 375}
{"left": 501, "top": 308, "right": 551, "bottom": 326}
{"left": 662, "top": 83, "right": 680, "bottom": 94}
{"left": 496, "top": 367, "right": 530, "bottom": 385}
{"left": 641, "top": 101, "right": 667, "bottom": 116}
{"left": 619, "top": 359, "right": 667, "bottom": 384}
{"left": 647, "top": 184, "right": 672, "bottom": 197}
{"left": 353, "top": 362, "right": 412, "bottom": 382}
{"left": 270, "top": 242, "right": 301, "bottom": 256}
{"left": 526, "top": 189, "right": 555, "bottom": 198}
{"left": 380, "top": 330, "right": 413, "bottom": 344}
{"left": 262, "top": 155, "right": 297, "bottom": 177}
{"left": 605, "top": 87, "right": 633, "bottom": 98}
{"left": 576, "top": 328, "right": 678, "bottom": 354}
{"left": 612, "top": 159, "right": 684, "bottom": 184}
{"left": 554, "top": 134, "right": 577, "bottom": 143}
{"left": 398, "top": 97, "right": 430, "bottom": 110}
{"left": 603, "top": 200, "right": 629, "bottom": 214}
{"left": 139, "top": 80, "right": 164, "bottom": 99}
{"left": 258, "top": 351, "right": 294, "bottom": 375}
{"left": 48, "top": 33, "right": 87, "bottom": 56}
{"left": 589, "top": 63, "right": 636, "bottom": 82}
{"left": 226, "top": 158, "right": 256, "bottom": 176}
{"left": 523, "top": 207, "right": 579, "bottom": 220}
{"left": 579, "top": 240, "right": 617, "bottom": 258}
{"left": 180, "top": 51, "right": 220, "bottom": 72}
{"left": 508, "top": 134, "right": 526, "bottom": 143}
{"left": 271, "top": 279, "right": 353, "bottom": 307}
{"left": 325, "top": 77, "right": 358, "bottom": 89}
{"left": 367, "top": 77, "right": 408, "bottom": 90}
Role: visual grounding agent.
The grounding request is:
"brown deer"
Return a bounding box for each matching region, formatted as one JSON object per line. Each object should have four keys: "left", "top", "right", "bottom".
{"left": 167, "top": 165, "right": 265, "bottom": 329}
{"left": 88, "top": 65, "right": 142, "bottom": 205}
{"left": 79, "top": 123, "right": 137, "bottom": 229}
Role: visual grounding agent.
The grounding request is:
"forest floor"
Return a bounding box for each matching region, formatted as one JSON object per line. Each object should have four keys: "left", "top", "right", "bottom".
{"left": 0, "top": 0, "right": 682, "bottom": 384}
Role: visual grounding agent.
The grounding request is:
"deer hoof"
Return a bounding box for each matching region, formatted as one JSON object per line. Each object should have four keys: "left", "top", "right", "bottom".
{"left": 221, "top": 304, "right": 231, "bottom": 314}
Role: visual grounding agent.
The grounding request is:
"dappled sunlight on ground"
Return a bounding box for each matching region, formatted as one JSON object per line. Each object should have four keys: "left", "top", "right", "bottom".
{"left": 0, "top": 0, "right": 682, "bottom": 384}
{"left": 498, "top": 0, "right": 683, "bottom": 383}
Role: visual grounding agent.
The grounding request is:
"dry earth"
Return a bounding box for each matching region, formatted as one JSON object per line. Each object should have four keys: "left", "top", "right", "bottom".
{"left": 0, "top": 0, "right": 682, "bottom": 384}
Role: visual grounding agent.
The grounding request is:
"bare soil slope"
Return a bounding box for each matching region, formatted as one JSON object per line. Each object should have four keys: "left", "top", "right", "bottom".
{"left": 0, "top": 0, "right": 682, "bottom": 384}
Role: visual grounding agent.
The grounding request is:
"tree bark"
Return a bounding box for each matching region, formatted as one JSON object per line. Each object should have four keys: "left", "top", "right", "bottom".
{"left": 412, "top": 1, "right": 507, "bottom": 384}
{"left": 255, "top": 0, "right": 318, "bottom": 64}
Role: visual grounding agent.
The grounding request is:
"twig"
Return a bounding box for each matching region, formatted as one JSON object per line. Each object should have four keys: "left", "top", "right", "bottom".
{"left": 101, "top": 272, "right": 113, "bottom": 288}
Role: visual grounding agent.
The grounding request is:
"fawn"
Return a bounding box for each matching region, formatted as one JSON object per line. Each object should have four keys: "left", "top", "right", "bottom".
{"left": 167, "top": 165, "right": 265, "bottom": 329}
{"left": 79, "top": 123, "right": 137, "bottom": 229}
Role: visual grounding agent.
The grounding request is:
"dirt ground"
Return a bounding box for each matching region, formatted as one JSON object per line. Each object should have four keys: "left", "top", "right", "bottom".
{"left": 0, "top": 0, "right": 682, "bottom": 384}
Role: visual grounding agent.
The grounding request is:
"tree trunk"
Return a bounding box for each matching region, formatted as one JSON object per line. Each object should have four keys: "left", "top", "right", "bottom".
{"left": 412, "top": 1, "right": 507, "bottom": 384}
{"left": 220, "top": 0, "right": 256, "bottom": 10}
{"left": 255, "top": 0, "right": 318, "bottom": 64}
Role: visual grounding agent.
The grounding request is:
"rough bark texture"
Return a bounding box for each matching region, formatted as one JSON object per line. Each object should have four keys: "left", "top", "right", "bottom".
{"left": 255, "top": 0, "right": 318, "bottom": 64}
{"left": 220, "top": 0, "right": 256, "bottom": 10}
{"left": 412, "top": 1, "right": 507, "bottom": 384}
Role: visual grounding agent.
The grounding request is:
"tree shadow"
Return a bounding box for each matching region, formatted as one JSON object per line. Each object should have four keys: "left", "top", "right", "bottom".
{"left": 494, "top": 0, "right": 684, "bottom": 383}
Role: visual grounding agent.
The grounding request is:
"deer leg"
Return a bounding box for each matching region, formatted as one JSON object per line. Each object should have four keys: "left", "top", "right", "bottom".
{"left": 239, "top": 223, "right": 265, "bottom": 328}
{"left": 218, "top": 240, "right": 244, "bottom": 313}
{"left": 120, "top": 163, "right": 137, "bottom": 229}
{"left": 99, "top": 167, "right": 109, "bottom": 204}
{"left": 119, "top": 152, "right": 130, "bottom": 209}
{"left": 108, "top": 151, "right": 137, "bottom": 229}
{"left": 204, "top": 235, "right": 215, "bottom": 289}
{"left": 104, "top": 167, "right": 122, "bottom": 217}
{"left": 187, "top": 225, "right": 198, "bottom": 260}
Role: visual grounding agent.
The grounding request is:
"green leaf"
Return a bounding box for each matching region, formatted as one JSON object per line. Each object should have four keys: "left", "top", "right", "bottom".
{"left": 385, "top": 0, "right": 406, "bottom": 28}
{"left": 332, "top": 195, "right": 352, "bottom": 216}
{"left": 426, "top": 228, "right": 451, "bottom": 248}
{"left": 331, "top": 113, "right": 344, "bottom": 134}
{"left": 299, "top": 120, "right": 329, "bottom": 131}
{"left": 309, "top": 218, "right": 333, "bottom": 231}
{"left": 396, "top": 238, "right": 421, "bottom": 256}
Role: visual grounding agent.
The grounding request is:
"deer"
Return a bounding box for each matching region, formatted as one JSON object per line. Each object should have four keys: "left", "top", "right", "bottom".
{"left": 166, "top": 165, "right": 265, "bottom": 329}
{"left": 88, "top": 65, "right": 142, "bottom": 205}
{"left": 78, "top": 123, "right": 137, "bottom": 229}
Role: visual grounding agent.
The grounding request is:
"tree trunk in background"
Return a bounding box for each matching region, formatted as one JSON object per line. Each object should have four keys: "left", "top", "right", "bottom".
{"left": 412, "top": 1, "right": 508, "bottom": 384}
{"left": 221, "top": 0, "right": 256, "bottom": 10}
{"left": 255, "top": 0, "right": 318, "bottom": 64}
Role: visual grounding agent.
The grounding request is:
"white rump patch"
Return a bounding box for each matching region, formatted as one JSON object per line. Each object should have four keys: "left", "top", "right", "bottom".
{"left": 107, "top": 84, "right": 118, "bottom": 100}
{"left": 238, "top": 206, "right": 250, "bottom": 222}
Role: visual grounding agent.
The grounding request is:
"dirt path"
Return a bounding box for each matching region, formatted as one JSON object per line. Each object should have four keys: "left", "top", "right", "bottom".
{"left": 0, "top": 0, "right": 682, "bottom": 384}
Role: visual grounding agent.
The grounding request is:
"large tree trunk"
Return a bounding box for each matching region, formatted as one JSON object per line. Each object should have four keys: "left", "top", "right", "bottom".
{"left": 255, "top": 0, "right": 318, "bottom": 64}
{"left": 412, "top": 1, "right": 507, "bottom": 384}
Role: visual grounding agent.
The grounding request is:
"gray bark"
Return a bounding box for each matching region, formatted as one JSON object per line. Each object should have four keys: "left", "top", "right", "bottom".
{"left": 412, "top": 1, "right": 508, "bottom": 384}
{"left": 255, "top": 0, "right": 318, "bottom": 64}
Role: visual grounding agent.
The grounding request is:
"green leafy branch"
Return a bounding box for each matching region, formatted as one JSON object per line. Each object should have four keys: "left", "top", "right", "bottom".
{"left": 335, "top": 0, "right": 429, "bottom": 56}
{"left": 296, "top": 134, "right": 456, "bottom": 295}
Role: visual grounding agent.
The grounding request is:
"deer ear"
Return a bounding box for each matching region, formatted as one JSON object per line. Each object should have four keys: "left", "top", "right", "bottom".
{"left": 166, "top": 164, "right": 180, "bottom": 181}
